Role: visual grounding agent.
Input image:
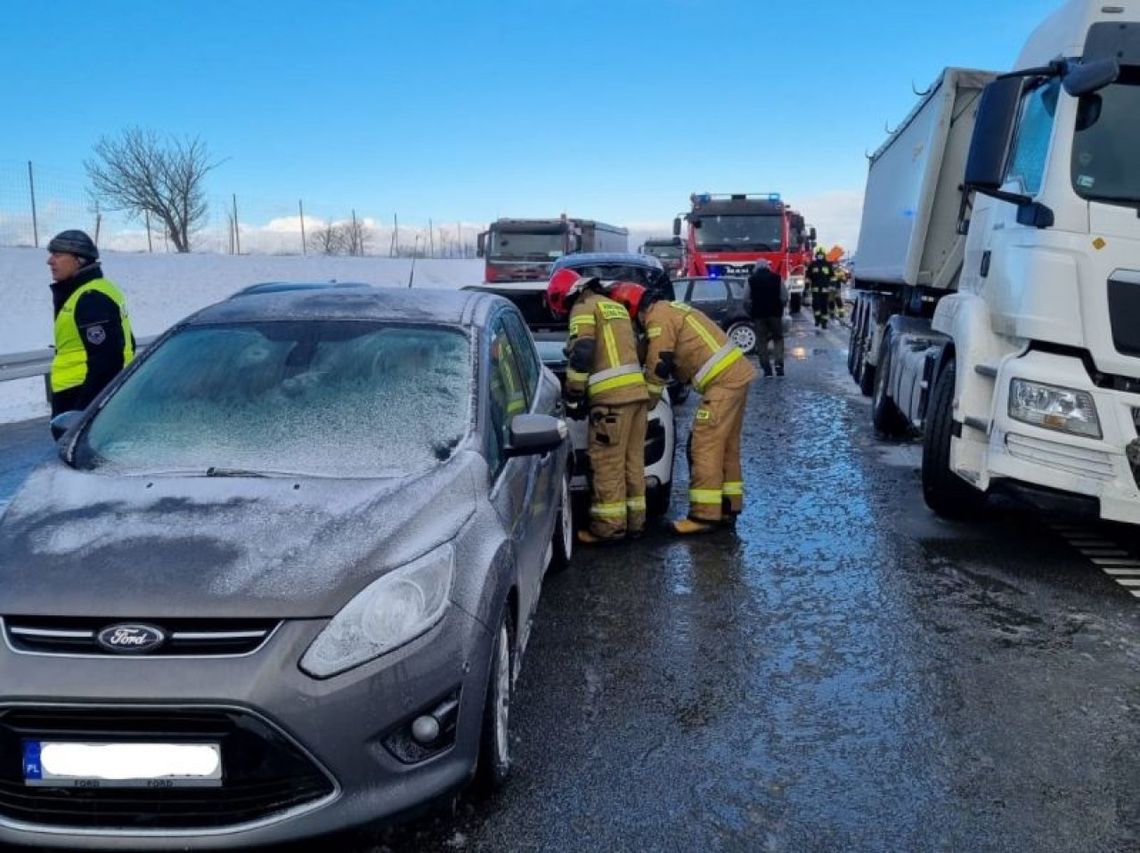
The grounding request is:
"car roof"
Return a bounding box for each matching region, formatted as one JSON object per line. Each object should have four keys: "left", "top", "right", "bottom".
{"left": 185, "top": 285, "right": 506, "bottom": 328}
{"left": 228, "top": 281, "right": 372, "bottom": 298}
{"left": 550, "top": 252, "right": 664, "bottom": 272}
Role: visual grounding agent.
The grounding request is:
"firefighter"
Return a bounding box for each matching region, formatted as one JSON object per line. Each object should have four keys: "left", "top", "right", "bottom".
{"left": 546, "top": 269, "right": 650, "bottom": 544}
{"left": 606, "top": 282, "right": 755, "bottom": 534}
{"left": 805, "top": 246, "right": 836, "bottom": 331}
{"left": 831, "top": 262, "right": 849, "bottom": 323}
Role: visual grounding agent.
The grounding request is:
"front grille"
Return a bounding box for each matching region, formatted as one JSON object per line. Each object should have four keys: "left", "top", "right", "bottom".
{"left": 3, "top": 617, "right": 279, "bottom": 657}
{"left": 1108, "top": 273, "right": 1140, "bottom": 357}
{"left": 0, "top": 706, "right": 334, "bottom": 830}
{"left": 1005, "top": 433, "right": 1115, "bottom": 481}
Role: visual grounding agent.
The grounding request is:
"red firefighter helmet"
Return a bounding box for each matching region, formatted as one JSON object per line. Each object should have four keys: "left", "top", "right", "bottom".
{"left": 606, "top": 281, "right": 648, "bottom": 318}
{"left": 546, "top": 268, "right": 590, "bottom": 318}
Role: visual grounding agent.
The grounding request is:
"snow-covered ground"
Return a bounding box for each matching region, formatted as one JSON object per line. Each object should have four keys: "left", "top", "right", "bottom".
{"left": 0, "top": 247, "right": 484, "bottom": 423}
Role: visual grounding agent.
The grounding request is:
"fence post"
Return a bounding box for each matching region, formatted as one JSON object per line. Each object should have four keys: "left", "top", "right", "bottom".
{"left": 145, "top": 211, "right": 153, "bottom": 253}
{"left": 27, "top": 161, "right": 39, "bottom": 248}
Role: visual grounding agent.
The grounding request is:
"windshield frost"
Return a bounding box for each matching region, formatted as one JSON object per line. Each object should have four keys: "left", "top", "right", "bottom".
{"left": 78, "top": 322, "right": 471, "bottom": 477}
{"left": 693, "top": 215, "right": 783, "bottom": 251}
{"left": 1072, "top": 70, "right": 1140, "bottom": 206}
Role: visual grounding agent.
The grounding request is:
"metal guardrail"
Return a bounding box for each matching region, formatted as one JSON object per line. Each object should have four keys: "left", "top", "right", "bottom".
{"left": 0, "top": 336, "right": 159, "bottom": 384}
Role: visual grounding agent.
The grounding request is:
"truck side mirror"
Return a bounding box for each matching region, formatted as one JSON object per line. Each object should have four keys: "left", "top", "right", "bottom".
{"left": 476, "top": 232, "right": 486, "bottom": 258}
{"left": 964, "top": 76, "right": 1024, "bottom": 193}
{"left": 1063, "top": 57, "right": 1119, "bottom": 96}
{"left": 672, "top": 217, "right": 681, "bottom": 237}
{"left": 573, "top": 235, "right": 583, "bottom": 252}
{"left": 809, "top": 226, "right": 817, "bottom": 242}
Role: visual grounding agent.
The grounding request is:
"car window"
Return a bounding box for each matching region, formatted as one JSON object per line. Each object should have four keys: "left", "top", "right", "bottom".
{"left": 502, "top": 310, "right": 540, "bottom": 405}
{"left": 688, "top": 280, "right": 725, "bottom": 304}
{"left": 486, "top": 317, "right": 528, "bottom": 475}
{"left": 76, "top": 321, "right": 471, "bottom": 477}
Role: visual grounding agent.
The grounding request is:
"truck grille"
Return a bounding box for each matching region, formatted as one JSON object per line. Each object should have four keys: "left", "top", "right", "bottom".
{"left": 0, "top": 706, "right": 334, "bottom": 830}
{"left": 3, "top": 617, "right": 278, "bottom": 658}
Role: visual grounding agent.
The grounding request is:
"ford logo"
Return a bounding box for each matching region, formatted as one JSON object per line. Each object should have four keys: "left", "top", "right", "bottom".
{"left": 95, "top": 624, "right": 167, "bottom": 654}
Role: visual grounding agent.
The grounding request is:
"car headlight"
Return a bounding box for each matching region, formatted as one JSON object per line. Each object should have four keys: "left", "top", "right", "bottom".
{"left": 300, "top": 543, "right": 455, "bottom": 678}
{"left": 1008, "top": 379, "right": 1102, "bottom": 439}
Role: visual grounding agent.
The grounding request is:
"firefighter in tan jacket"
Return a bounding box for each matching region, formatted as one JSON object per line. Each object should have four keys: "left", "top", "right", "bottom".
{"left": 546, "top": 269, "right": 650, "bottom": 543}
{"left": 607, "top": 281, "right": 755, "bottom": 534}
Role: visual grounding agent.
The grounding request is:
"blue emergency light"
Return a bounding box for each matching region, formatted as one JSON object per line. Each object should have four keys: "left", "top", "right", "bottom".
{"left": 768, "top": 193, "right": 781, "bottom": 202}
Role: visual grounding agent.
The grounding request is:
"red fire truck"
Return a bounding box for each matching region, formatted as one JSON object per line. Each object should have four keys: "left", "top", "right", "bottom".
{"left": 476, "top": 216, "right": 627, "bottom": 287}
{"left": 673, "top": 193, "right": 815, "bottom": 313}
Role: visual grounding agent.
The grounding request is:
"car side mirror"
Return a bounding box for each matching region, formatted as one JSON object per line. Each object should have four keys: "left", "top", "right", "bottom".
{"left": 504, "top": 414, "right": 568, "bottom": 457}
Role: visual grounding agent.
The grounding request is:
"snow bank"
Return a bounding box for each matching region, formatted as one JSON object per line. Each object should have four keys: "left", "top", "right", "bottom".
{"left": 0, "top": 247, "right": 484, "bottom": 423}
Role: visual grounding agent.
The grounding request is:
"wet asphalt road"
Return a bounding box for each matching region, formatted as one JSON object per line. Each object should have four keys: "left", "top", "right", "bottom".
{"left": 1, "top": 313, "right": 1138, "bottom": 852}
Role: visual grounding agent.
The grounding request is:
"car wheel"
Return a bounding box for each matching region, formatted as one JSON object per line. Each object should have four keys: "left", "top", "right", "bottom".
{"left": 790, "top": 292, "right": 802, "bottom": 314}
{"left": 922, "top": 359, "right": 987, "bottom": 519}
{"left": 550, "top": 470, "right": 573, "bottom": 571}
{"left": 726, "top": 321, "right": 756, "bottom": 355}
{"left": 474, "top": 607, "right": 512, "bottom": 794}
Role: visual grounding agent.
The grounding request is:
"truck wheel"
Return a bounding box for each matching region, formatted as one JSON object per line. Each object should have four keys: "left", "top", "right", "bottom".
{"left": 847, "top": 303, "right": 861, "bottom": 376}
{"left": 790, "top": 293, "right": 802, "bottom": 314}
{"left": 922, "top": 359, "right": 986, "bottom": 518}
{"left": 871, "top": 330, "right": 909, "bottom": 437}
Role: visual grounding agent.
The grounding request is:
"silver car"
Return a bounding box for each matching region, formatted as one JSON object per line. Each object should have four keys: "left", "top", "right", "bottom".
{"left": 0, "top": 286, "right": 572, "bottom": 848}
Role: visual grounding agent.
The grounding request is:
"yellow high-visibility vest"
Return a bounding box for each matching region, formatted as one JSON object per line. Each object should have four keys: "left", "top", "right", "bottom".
{"left": 50, "top": 278, "right": 134, "bottom": 393}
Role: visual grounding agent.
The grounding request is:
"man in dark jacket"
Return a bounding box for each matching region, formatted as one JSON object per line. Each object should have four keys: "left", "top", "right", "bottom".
{"left": 46, "top": 230, "right": 135, "bottom": 433}
{"left": 747, "top": 260, "right": 787, "bottom": 377}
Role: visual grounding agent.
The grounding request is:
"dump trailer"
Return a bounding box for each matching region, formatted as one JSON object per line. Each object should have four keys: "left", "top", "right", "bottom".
{"left": 849, "top": 0, "right": 1140, "bottom": 525}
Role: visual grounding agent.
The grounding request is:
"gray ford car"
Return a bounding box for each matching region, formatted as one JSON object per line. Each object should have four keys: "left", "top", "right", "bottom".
{"left": 0, "top": 286, "right": 572, "bottom": 848}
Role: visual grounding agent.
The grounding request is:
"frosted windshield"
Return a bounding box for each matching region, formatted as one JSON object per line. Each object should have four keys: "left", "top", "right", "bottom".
{"left": 78, "top": 322, "right": 472, "bottom": 477}
{"left": 489, "top": 230, "right": 566, "bottom": 259}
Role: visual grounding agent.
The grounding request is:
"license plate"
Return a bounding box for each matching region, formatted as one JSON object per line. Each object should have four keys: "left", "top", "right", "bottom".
{"left": 23, "top": 740, "right": 222, "bottom": 788}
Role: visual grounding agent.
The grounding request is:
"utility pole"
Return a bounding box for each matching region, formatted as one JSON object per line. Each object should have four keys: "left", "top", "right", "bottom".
{"left": 93, "top": 201, "right": 102, "bottom": 245}
{"left": 392, "top": 213, "right": 399, "bottom": 257}
{"left": 299, "top": 200, "right": 306, "bottom": 255}
{"left": 27, "top": 161, "right": 39, "bottom": 248}
{"left": 232, "top": 194, "right": 241, "bottom": 254}
{"left": 351, "top": 209, "right": 359, "bottom": 256}
{"left": 145, "top": 210, "right": 153, "bottom": 252}
{"left": 428, "top": 218, "right": 434, "bottom": 258}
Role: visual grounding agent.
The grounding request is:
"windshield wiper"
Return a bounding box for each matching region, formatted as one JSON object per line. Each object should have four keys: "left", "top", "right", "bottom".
{"left": 205, "top": 466, "right": 268, "bottom": 478}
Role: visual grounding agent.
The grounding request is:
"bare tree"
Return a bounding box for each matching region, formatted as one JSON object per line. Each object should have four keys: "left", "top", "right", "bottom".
{"left": 307, "top": 223, "right": 345, "bottom": 255}
{"left": 343, "top": 216, "right": 370, "bottom": 257}
{"left": 84, "top": 128, "right": 222, "bottom": 253}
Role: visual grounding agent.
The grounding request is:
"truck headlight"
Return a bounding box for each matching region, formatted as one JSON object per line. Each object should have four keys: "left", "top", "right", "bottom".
{"left": 1008, "top": 379, "right": 1102, "bottom": 439}
{"left": 300, "top": 544, "right": 454, "bottom": 678}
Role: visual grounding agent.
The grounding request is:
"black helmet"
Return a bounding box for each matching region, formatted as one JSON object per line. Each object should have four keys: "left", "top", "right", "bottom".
{"left": 47, "top": 229, "right": 99, "bottom": 262}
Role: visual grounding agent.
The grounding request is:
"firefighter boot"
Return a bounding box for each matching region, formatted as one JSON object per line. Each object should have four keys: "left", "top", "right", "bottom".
{"left": 577, "top": 528, "right": 622, "bottom": 545}
{"left": 671, "top": 517, "right": 715, "bottom": 535}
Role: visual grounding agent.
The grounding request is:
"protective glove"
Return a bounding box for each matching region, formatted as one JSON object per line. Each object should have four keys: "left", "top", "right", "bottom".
{"left": 564, "top": 396, "right": 588, "bottom": 420}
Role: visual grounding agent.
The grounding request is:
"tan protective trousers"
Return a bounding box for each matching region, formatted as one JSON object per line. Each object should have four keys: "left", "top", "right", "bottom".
{"left": 687, "top": 382, "right": 750, "bottom": 522}
{"left": 587, "top": 400, "right": 649, "bottom": 538}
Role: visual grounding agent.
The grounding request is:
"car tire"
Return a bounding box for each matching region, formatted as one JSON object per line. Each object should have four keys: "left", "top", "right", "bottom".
{"left": 726, "top": 321, "right": 757, "bottom": 355}
{"left": 790, "top": 292, "right": 802, "bottom": 314}
{"left": 647, "top": 480, "right": 672, "bottom": 517}
{"left": 549, "top": 470, "right": 573, "bottom": 572}
{"left": 871, "top": 330, "right": 909, "bottom": 437}
{"left": 474, "top": 606, "right": 513, "bottom": 794}
{"left": 922, "top": 359, "right": 986, "bottom": 519}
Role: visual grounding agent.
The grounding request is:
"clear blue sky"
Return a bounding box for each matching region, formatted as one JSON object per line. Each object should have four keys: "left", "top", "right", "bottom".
{"left": 1, "top": 0, "right": 1060, "bottom": 235}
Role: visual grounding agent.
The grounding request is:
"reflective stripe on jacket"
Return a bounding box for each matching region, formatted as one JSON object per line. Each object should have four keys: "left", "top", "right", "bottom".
{"left": 566, "top": 291, "right": 648, "bottom": 406}
{"left": 643, "top": 301, "right": 754, "bottom": 398}
{"left": 50, "top": 278, "right": 134, "bottom": 393}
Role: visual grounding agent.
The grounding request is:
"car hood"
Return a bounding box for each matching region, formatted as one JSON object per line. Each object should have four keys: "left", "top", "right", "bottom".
{"left": 0, "top": 453, "right": 483, "bottom": 619}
